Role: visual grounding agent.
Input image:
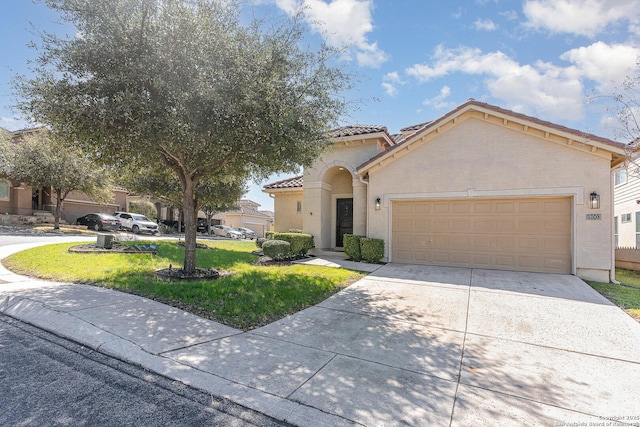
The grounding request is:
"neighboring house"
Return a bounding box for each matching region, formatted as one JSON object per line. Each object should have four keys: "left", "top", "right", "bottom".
{"left": 150, "top": 198, "right": 273, "bottom": 237}
{"left": 264, "top": 100, "right": 628, "bottom": 282}
{"left": 212, "top": 199, "right": 273, "bottom": 237}
{"left": 613, "top": 159, "right": 640, "bottom": 248}
{"left": 0, "top": 127, "right": 127, "bottom": 224}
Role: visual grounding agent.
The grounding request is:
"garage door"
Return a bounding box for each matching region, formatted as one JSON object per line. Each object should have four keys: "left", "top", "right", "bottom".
{"left": 392, "top": 198, "right": 571, "bottom": 274}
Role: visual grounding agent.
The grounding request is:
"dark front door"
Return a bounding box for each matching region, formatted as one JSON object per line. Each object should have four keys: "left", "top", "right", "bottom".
{"left": 336, "top": 198, "right": 353, "bottom": 247}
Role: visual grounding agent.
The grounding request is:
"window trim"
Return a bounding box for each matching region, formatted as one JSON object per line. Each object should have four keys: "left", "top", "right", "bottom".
{"left": 615, "top": 167, "right": 627, "bottom": 186}
{"left": 0, "top": 180, "right": 10, "bottom": 201}
{"left": 622, "top": 213, "right": 632, "bottom": 223}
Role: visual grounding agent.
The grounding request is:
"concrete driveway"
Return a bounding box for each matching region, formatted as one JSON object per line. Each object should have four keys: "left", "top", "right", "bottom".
{"left": 163, "top": 263, "right": 640, "bottom": 426}
{"left": 1, "top": 241, "right": 639, "bottom": 426}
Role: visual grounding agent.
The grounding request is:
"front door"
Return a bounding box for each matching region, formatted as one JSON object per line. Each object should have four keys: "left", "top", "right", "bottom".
{"left": 336, "top": 198, "right": 353, "bottom": 247}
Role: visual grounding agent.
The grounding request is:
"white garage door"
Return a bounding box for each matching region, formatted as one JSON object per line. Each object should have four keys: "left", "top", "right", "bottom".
{"left": 392, "top": 198, "right": 571, "bottom": 274}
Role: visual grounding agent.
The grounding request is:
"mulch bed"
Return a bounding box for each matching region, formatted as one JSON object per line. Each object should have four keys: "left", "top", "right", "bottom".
{"left": 68, "top": 243, "right": 158, "bottom": 254}
{"left": 252, "top": 252, "right": 312, "bottom": 266}
{"left": 176, "top": 241, "right": 210, "bottom": 249}
{"left": 155, "top": 267, "right": 220, "bottom": 281}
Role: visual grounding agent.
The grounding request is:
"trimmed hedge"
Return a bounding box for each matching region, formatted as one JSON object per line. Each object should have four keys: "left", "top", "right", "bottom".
{"left": 267, "top": 232, "right": 314, "bottom": 255}
{"left": 343, "top": 234, "right": 364, "bottom": 261}
{"left": 360, "top": 238, "right": 384, "bottom": 263}
{"left": 262, "top": 239, "right": 291, "bottom": 260}
{"left": 255, "top": 237, "right": 267, "bottom": 249}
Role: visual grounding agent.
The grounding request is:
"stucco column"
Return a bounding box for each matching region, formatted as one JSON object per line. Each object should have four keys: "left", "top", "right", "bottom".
{"left": 303, "top": 185, "right": 326, "bottom": 248}
{"left": 352, "top": 178, "right": 367, "bottom": 236}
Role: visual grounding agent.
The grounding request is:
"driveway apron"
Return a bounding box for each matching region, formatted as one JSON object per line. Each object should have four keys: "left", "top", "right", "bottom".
{"left": 1, "top": 242, "right": 639, "bottom": 427}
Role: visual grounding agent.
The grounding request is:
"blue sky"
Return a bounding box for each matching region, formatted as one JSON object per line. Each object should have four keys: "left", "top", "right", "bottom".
{"left": 2, "top": 0, "right": 640, "bottom": 210}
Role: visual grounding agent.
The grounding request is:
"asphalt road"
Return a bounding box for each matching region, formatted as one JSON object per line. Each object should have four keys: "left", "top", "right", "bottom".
{"left": 0, "top": 312, "right": 288, "bottom": 427}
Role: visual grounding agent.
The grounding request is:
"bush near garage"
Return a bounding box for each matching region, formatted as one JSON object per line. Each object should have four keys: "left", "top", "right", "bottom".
{"left": 360, "top": 238, "right": 384, "bottom": 263}
{"left": 262, "top": 239, "right": 291, "bottom": 260}
{"left": 343, "top": 234, "right": 364, "bottom": 261}
{"left": 255, "top": 237, "right": 267, "bottom": 248}
{"left": 266, "top": 232, "right": 314, "bottom": 256}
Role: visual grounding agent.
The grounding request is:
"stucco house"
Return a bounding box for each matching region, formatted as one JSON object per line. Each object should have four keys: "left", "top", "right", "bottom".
{"left": 1, "top": 127, "right": 127, "bottom": 224}
{"left": 211, "top": 199, "right": 273, "bottom": 237}
{"left": 264, "top": 100, "right": 628, "bottom": 282}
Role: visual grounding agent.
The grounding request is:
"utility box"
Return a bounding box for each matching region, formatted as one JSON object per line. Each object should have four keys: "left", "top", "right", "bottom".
{"left": 96, "top": 234, "right": 113, "bottom": 249}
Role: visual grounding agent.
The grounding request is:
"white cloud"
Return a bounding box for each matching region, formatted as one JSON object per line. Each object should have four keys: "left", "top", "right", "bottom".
{"left": 382, "top": 71, "right": 404, "bottom": 96}
{"left": 274, "top": 0, "right": 388, "bottom": 68}
{"left": 473, "top": 19, "right": 497, "bottom": 31}
{"left": 560, "top": 41, "right": 640, "bottom": 89}
{"left": 0, "top": 116, "right": 26, "bottom": 131}
{"left": 422, "top": 85, "right": 456, "bottom": 110}
{"left": 523, "top": 0, "right": 640, "bottom": 37}
{"left": 406, "top": 45, "right": 586, "bottom": 120}
{"left": 499, "top": 10, "right": 519, "bottom": 21}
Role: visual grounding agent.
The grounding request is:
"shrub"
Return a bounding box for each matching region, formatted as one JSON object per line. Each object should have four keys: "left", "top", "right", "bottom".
{"left": 288, "top": 229, "right": 304, "bottom": 233}
{"left": 268, "top": 232, "right": 314, "bottom": 255}
{"left": 255, "top": 237, "right": 266, "bottom": 248}
{"left": 265, "top": 231, "right": 275, "bottom": 240}
{"left": 262, "top": 239, "right": 291, "bottom": 260}
{"left": 343, "top": 234, "right": 364, "bottom": 261}
{"left": 360, "top": 238, "right": 384, "bottom": 263}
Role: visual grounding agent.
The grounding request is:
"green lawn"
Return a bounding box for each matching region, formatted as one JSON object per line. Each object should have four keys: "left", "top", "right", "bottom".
{"left": 2, "top": 240, "right": 364, "bottom": 330}
{"left": 588, "top": 269, "right": 640, "bottom": 321}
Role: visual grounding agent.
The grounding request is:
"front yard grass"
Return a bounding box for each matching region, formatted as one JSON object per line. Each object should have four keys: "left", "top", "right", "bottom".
{"left": 2, "top": 240, "right": 364, "bottom": 330}
{"left": 588, "top": 269, "right": 640, "bottom": 321}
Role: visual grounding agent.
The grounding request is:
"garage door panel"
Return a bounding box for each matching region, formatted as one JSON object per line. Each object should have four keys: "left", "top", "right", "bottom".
{"left": 392, "top": 198, "right": 571, "bottom": 274}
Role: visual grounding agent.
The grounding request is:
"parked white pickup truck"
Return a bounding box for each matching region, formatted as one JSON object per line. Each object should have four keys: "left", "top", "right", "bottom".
{"left": 114, "top": 212, "right": 159, "bottom": 235}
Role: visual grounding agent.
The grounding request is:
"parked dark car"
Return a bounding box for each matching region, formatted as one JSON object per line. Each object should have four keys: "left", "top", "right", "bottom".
{"left": 76, "top": 213, "right": 120, "bottom": 231}
{"left": 197, "top": 219, "right": 208, "bottom": 233}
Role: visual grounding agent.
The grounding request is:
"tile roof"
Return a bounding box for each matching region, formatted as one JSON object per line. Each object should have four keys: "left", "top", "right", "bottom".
{"left": 263, "top": 175, "right": 303, "bottom": 190}
{"left": 390, "top": 133, "right": 406, "bottom": 144}
{"left": 399, "top": 121, "right": 432, "bottom": 133}
{"left": 329, "top": 125, "right": 388, "bottom": 138}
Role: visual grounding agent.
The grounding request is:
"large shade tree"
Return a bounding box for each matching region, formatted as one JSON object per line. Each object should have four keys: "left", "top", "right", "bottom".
{"left": 16, "top": 0, "right": 351, "bottom": 273}
{"left": 0, "top": 130, "right": 111, "bottom": 229}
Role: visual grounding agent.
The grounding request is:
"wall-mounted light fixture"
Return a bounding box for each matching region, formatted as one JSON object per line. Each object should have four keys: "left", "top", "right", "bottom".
{"left": 589, "top": 191, "right": 600, "bottom": 209}
{"left": 375, "top": 197, "right": 381, "bottom": 210}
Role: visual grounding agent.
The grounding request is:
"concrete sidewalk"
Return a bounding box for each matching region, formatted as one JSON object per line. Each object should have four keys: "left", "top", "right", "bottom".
{"left": 1, "top": 242, "right": 640, "bottom": 426}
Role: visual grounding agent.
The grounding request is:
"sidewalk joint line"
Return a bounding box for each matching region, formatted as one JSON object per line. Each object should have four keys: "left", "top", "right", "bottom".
{"left": 449, "top": 267, "right": 473, "bottom": 427}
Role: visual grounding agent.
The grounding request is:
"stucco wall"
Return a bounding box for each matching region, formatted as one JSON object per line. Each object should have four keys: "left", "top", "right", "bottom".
{"left": 366, "top": 117, "right": 613, "bottom": 281}
{"left": 273, "top": 191, "right": 303, "bottom": 232}
{"left": 0, "top": 185, "right": 31, "bottom": 215}
{"left": 303, "top": 142, "right": 378, "bottom": 248}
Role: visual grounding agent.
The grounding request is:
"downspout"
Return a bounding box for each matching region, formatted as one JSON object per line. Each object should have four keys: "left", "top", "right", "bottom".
{"left": 610, "top": 168, "right": 620, "bottom": 284}
{"left": 359, "top": 173, "right": 369, "bottom": 236}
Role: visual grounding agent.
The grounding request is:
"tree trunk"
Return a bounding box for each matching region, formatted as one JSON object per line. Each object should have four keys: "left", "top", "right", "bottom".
{"left": 181, "top": 180, "right": 198, "bottom": 274}
{"left": 54, "top": 188, "right": 63, "bottom": 230}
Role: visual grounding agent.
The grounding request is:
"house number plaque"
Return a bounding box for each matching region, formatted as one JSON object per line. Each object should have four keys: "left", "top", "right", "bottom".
{"left": 586, "top": 214, "right": 602, "bottom": 220}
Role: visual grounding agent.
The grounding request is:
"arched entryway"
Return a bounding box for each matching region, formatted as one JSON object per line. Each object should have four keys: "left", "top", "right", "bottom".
{"left": 323, "top": 167, "right": 354, "bottom": 247}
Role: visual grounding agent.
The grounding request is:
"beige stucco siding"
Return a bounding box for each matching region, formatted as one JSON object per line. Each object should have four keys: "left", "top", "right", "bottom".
{"left": 272, "top": 191, "right": 303, "bottom": 232}
{"left": 303, "top": 141, "right": 379, "bottom": 249}
{"left": 367, "top": 117, "right": 613, "bottom": 281}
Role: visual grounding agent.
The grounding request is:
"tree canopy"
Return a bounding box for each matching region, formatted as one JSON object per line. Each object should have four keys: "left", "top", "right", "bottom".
{"left": 16, "top": 0, "right": 352, "bottom": 272}
{"left": 0, "top": 130, "right": 112, "bottom": 229}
